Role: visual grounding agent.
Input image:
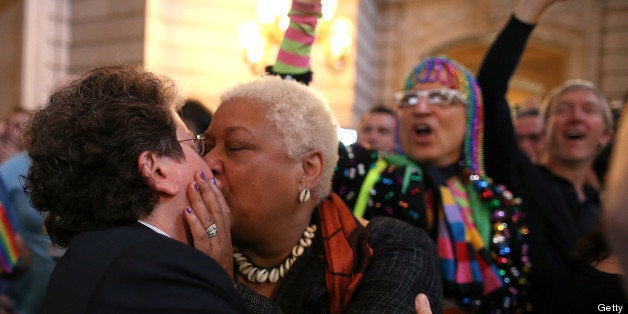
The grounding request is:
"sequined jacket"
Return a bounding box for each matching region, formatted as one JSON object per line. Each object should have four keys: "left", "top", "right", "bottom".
{"left": 236, "top": 215, "right": 443, "bottom": 313}
{"left": 333, "top": 143, "right": 428, "bottom": 230}
{"left": 333, "top": 144, "right": 531, "bottom": 312}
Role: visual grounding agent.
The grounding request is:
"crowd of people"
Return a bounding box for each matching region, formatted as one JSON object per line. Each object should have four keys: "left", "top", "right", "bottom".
{"left": 0, "top": 0, "right": 626, "bottom": 313}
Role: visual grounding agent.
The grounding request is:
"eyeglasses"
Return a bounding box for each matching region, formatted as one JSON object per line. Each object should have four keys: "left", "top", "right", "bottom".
{"left": 394, "top": 89, "right": 468, "bottom": 108}
{"left": 179, "top": 134, "right": 206, "bottom": 156}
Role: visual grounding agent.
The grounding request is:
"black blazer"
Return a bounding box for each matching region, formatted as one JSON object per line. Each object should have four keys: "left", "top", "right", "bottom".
{"left": 44, "top": 222, "right": 246, "bottom": 314}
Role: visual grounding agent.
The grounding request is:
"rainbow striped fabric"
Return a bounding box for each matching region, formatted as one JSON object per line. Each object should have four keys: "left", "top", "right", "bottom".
{"left": 0, "top": 202, "right": 19, "bottom": 273}
{"left": 271, "top": 1, "right": 321, "bottom": 75}
{"left": 437, "top": 178, "right": 501, "bottom": 297}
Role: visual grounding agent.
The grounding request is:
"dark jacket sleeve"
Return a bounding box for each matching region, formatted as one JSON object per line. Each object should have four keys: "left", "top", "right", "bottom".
{"left": 477, "top": 17, "right": 587, "bottom": 311}
{"left": 476, "top": 10, "right": 581, "bottom": 265}
{"left": 89, "top": 238, "right": 247, "bottom": 314}
{"left": 477, "top": 15, "right": 535, "bottom": 187}
{"left": 345, "top": 217, "right": 442, "bottom": 313}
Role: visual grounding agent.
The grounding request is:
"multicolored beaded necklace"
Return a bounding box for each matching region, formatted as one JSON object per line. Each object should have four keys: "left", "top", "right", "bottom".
{"left": 466, "top": 173, "right": 531, "bottom": 311}
{"left": 403, "top": 55, "right": 484, "bottom": 177}
{"left": 402, "top": 55, "right": 532, "bottom": 311}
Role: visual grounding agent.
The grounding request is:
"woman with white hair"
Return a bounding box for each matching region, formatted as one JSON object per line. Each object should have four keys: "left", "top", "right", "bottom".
{"left": 200, "top": 75, "right": 442, "bottom": 313}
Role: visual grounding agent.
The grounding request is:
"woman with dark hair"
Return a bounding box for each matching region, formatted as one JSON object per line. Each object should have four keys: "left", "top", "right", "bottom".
{"left": 23, "top": 65, "right": 246, "bottom": 313}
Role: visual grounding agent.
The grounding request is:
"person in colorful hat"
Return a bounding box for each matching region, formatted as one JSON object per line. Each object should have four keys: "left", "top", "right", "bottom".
{"left": 335, "top": 54, "right": 532, "bottom": 312}
{"left": 334, "top": 0, "right": 597, "bottom": 311}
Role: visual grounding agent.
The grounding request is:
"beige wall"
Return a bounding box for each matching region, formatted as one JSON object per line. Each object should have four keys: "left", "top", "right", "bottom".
{"left": 145, "top": 0, "right": 359, "bottom": 127}
{"left": 0, "top": 0, "right": 23, "bottom": 117}
{"left": 600, "top": 0, "right": 628, "bottom": 100}
{"left": 69, "top": 0, "right": 145, "bottom": 73}
{"left": 2, "top": 0, "right": 360, "bottom": 125}
{"left": 352, "top": 0, "right": 381, "bottom": 126}
{"left": 372, "top": 0, "right": 628, "bottom": 113}
{"left": 2, "top": 0, "right": 626, "bottom": 124}
{"left": 145, "top": 0, "right": 254, "bottom": 110}
{"left": 21, "top": 0, "right": 72, "bottom": 110}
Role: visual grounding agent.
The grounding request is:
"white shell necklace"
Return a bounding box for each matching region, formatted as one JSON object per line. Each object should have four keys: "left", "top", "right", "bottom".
{"left": 233, "top": 224, "right": 317, "bottom": 284}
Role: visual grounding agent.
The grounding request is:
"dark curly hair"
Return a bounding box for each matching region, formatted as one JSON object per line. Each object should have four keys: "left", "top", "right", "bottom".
{"left": 23, "top": 65, "right": 185, "bottom": 247}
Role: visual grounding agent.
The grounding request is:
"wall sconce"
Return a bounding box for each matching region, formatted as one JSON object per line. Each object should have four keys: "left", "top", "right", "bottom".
{"left": 237, "top": 0, "right": 354, "bottom": 74}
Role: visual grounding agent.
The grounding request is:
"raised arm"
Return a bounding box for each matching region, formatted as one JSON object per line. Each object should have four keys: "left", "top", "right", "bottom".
{"left": 513, "top": 0, "right": 564, "bottom": 24}
{"left": 478, "top": 0, "right": 561, "bottom": 186}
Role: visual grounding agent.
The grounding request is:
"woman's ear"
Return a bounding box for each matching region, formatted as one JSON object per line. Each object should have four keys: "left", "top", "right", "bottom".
{"left": 138, "top": 151, "right": 177, "bottom": 196}
{"left": 299, "top": 150, "right": 323, "bottom": 189}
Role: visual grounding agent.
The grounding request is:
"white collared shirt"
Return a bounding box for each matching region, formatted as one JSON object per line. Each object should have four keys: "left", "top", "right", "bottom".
{"left": 138, "top": 220, "right": 170, "bottom": 238}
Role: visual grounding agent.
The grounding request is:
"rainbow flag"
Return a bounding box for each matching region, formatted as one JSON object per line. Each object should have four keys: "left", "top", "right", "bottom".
{"left": 0, "top": 202, "right": 19, "bottom": 273}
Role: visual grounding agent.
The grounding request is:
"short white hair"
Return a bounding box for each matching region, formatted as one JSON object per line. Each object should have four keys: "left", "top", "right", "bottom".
{"left": 219, "top": 75, "right": 339, "bottom": 199}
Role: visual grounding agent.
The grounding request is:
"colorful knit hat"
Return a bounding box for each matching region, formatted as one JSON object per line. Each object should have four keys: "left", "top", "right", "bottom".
{"left": 402, "top": 55, "right": 485, "bottom": 176}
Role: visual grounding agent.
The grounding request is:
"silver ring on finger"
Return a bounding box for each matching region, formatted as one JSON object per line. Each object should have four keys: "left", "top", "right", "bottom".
{"left": 206, "top": 223, "right": 218, "bottom": 238}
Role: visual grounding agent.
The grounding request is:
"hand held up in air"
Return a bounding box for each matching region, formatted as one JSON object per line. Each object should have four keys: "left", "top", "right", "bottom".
{"left": 514, "top": 0, "right": 565, "bottom": 24}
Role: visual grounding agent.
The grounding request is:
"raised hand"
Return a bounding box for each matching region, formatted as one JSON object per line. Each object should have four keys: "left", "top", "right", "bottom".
{"left": 514, "top": 0, "right": 566, "bottom": 24}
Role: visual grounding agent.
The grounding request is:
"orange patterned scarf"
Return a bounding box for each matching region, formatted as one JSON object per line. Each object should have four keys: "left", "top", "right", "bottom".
{"left": 318, "top": 193, "right": 374, "bottom": 313}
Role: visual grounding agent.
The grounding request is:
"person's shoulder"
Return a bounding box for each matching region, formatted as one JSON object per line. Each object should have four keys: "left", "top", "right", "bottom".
{"left": 360, "top": 217, "right": 442, "bottom": 312}
{"left": 0, "top": 151, "right": 29, "bottom": 169}
{"left": 49, "top": 224, "right": 167, "bottom": 303}
{"left": 367, "top": 216, "right": 422, "bottom": 233}
{"left": 62, "top": 225, "right": 246, "bottom": 313}
{"left": 105, "top": 226, "right": 245, "bottom": 312}
{"left": 64, "top": 223, "right": 166, "bottom": 263}
{"left": 366, "top": 217, "right": 432, "bottom": 247}
{"left": 64, "top": 223, "right": 237, "bottom": 293}
{"left": 94, "top": 223, "right": 219, "bottom": 265}
{"left": 345, "top": 143, "right": 380, "bottom": 163}
{"left": 66, "top": 223, "right": 211, "bottom": 266}
{"left": 74, "top": 222, "right": 156, "bottom": 243}
{"left": 0, "top": 151, "right": 30, "bottom": 182}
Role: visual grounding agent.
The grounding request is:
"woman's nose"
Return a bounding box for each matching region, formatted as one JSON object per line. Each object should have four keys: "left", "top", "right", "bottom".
{"left": 202, "top": 151, "right": 222, "bottom": 176}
